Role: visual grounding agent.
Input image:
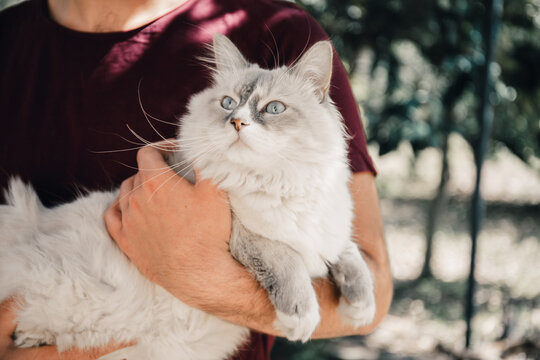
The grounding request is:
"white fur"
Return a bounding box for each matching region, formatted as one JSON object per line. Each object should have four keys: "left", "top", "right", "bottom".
{"left": 0, "top": 35, "right": 373, "bottom": 358}
{"left": 0, "top": 180, "right": 248, "bottom": 359}
{"left": 273, "top": 306, "right": 320, "bottom": 344}
{"left": 179, "top": 38, "right": 354, "bottom": 278}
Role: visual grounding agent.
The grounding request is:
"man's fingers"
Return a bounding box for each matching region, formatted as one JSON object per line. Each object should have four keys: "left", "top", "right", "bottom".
{"left": 193, "top": 169, "right": 226, "bottom": 197}
{"left": 0, "top": 299, "right": 18, "bottom": 339}
{"left": 118, "top": 176, "right": 135, "bottom": 213}
{"left": 132, "top": 172, "right": 143, "bottom": 191}
{"left": 104, "top": 175, "right": 135, "bottom": 247}
{"left": 136, "top": 146, "right": 191, "bottom": 190}
{"left": 104, "top": 199, "right": 122, "bottom": 243}
{"left": 150, "top": 139, "right": 179, "bottom": 158}
{"left": 136, "top": 146, "right": 171, "bottom": 173}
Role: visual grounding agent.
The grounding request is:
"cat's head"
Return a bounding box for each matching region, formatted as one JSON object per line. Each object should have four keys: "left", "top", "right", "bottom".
{"left": 179, "top": 34, "right": 348, "bottom": 183}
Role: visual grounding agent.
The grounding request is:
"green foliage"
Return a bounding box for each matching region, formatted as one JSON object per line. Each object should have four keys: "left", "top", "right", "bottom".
{"left": 271, "top": 338, "right": 334, "bottom": 360}
{"left": 295, "top": 0, "right": 540, "bottom": 166}
{"left": 394, "top": 278, "right": 467, "bottom": 322}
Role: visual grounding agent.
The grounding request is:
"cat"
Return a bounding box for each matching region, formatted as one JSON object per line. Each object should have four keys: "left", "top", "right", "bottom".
{"left": 0, "top": 34, "right": 375, "bottom": 360}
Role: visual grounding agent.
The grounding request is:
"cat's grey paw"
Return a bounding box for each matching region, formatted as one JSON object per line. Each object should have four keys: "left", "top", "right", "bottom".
{"left": 337, "top": 292, "right": 376, "bottom": 328}
{"left": 13, "top": 329, "right": 55, "bottom": 348}
{"left": 273, "top": 296, "right": 320, "bottom": 343}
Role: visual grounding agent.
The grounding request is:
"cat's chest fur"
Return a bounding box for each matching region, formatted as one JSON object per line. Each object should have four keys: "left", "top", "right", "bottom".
{"left": 225, "top": 165, "right": 354, "bottom": 277}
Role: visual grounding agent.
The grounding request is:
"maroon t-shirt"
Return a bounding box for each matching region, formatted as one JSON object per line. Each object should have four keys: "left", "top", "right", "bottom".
{"left": 0, "top": 0, "right": 375, "bottom": 358}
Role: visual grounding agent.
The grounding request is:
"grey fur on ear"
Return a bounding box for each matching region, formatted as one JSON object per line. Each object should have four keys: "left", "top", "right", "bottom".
{"left": 212, "top": 34, "right": 249, "bottom": 72}
{"left": 292, "top": 41, "right": 334, "bottom": 101}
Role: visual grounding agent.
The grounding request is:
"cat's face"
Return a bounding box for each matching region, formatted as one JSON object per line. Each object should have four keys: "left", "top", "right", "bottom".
{"left": 179, "top": 35, "right": 346, "bottom": 175}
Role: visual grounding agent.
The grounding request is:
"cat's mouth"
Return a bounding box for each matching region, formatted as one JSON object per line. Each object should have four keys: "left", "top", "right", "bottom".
{"left": 230, "top": 133, "right": 252, "bottom": 150}
{"left": 231, "top": 137, "right": 250, "bottom": 150}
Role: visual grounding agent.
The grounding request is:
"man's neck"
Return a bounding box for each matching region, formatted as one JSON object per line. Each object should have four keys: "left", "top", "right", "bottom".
{"left": 48, "top": 0, "right": 190, "bottom": 32}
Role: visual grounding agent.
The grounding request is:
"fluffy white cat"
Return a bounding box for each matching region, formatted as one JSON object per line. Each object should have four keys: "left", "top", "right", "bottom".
{"left": 0, "top": 35, "right": 375, "bottom": 360}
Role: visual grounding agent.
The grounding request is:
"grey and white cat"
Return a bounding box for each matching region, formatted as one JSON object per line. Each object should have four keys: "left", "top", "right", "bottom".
{"left": 0, "top": 35, "right": 375, "bottom": 360}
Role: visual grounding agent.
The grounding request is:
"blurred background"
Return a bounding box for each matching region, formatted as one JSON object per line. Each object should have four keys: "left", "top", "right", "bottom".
{"left": 1, "top": 0, "right": 538, "bottom": 359}
{"left": 273, "top": 0, "right": 540, "bottom": 359}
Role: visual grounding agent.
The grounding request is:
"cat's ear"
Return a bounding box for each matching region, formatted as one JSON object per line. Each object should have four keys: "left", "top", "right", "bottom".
{"left": 212, "top": 34, "right": 249, "bottom": 72}
{"left": 292, "top": 41, "right": 334, "bottom": 101}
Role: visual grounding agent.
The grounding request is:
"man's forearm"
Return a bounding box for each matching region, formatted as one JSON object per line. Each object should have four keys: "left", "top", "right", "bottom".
{"left": 177, "top": 246, "right": 392, "bottom": 338}
{"left": 165, "top": 253, "right": 279, "bottom": 335}
{"left": 175, "top": 172, "right": 393, "bottom": 339}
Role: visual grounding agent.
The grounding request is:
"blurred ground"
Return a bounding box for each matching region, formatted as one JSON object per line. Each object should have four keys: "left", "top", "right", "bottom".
{"left": 272, "top": 134, "right": 540, "bottom": 360}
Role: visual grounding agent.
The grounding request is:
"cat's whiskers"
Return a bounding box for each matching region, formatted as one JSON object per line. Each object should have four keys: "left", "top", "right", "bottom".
{"left": 174, "top": 142, "right": 221, "bottom": 171}
{"left": 167, "top": 156, "right": 198, "bottom": 172}
{"left": 176, "top": 133, "right": 218, "bottom": 145}
{"left": 89, "top": 131, "right": 170, "bottom": 155}
{"left": 167, "top": 134, "right": 222, "bottom": 170}
{"left": 91, "top": 127, "right": 219, "bottom": 158}
{"left": 101, "top": 82, "right": 180, "bottom": 158}
{"left": 137, "top": 79, "right": 180, "bottom": 128}
{"left": 289, "top": 17, "right": 312, "bottom": 68}
{"left": 146, "top": 166, "right": 186, "bottom": 202}
{"left": 279, "top": 34, "right": 315, "bottom": 85}
{"left": 260, "top": 41, "right": 277, "bottom": 70}
{"left": 115, "top": 147, "right": 202, "bottom": 204}
{"left": 145, "top": 141, "right": 224, "bottom": 201}
{"left": 111, "top": 160, "right": 140, "bottom": 171}
{"left": 107, "top": 158, "right": 194, "bottom": 210}
{"left": 92, "top": 140, "right": 183, "bottom": 155}
{"left": 115, "top": 166, "right": 171, "bottom": 205}
{"left": 263, "top": 22, "right": 280, "bottom": 69}
{"left": 91, "top": 146, "right": 157, "bottom": 154}
{"left": 126, "top": 124, "right": 179, "bottom": 151}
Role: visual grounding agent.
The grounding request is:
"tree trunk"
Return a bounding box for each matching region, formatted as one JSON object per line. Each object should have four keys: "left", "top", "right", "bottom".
{"left": 420, "top": 114, "right": 451, "bottom": 280}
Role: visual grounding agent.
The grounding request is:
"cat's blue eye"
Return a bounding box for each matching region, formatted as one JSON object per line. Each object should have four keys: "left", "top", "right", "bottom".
{"left": 265, "top": 101, "right": 286, "bottom": 114}
{"left": 220, "top": 96, "right": 237, "bottom": 110}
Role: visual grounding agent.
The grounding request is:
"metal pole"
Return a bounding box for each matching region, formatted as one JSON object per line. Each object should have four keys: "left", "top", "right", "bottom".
{"left": 465, "top": 0, "right": 504, "bottom": 349}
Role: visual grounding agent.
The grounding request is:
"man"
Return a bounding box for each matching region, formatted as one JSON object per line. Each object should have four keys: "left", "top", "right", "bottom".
{"left": 0, "top": 0, "right": 393, "bottom": 358}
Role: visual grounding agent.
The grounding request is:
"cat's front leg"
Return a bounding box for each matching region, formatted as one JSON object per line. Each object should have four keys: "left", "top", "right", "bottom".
{"left": 329, "top": 242, "right": 376, "bottom": 328}
{"left": 229, "top": 216, "right": 320, "bottom": 342}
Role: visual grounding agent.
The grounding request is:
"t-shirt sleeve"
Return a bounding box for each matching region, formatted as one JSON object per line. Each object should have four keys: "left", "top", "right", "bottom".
{"left": 260, "top": 2, "right": 376, "bottom": 174}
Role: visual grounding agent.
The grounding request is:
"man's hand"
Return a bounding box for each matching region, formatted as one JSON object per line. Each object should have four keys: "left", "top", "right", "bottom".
{"left": 103, "top": 144, "right": 392, "bottom": 338}
{"left": 0, "top": 299, "right": 130, "bottom": 360}
{"left": 104, "top": 145, "right": 238, "bottom": 307}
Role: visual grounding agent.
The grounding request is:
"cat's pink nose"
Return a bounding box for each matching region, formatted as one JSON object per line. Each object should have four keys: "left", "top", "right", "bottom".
{"left": 230, "top": 118, "right": 249, "bottom": 131}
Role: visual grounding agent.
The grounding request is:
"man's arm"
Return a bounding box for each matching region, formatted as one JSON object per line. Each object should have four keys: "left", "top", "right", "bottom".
{"left": 0, "top": 148, "right": 392, "bottom": 359}
{"left": 105, "top": 146, "right": 393, "bottom": 338}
